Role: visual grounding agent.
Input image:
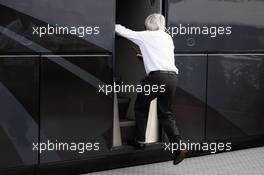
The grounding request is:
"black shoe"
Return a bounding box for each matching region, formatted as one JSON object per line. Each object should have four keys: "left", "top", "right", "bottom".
{"left": 173, "top": 149, "right": 187, "bottom": 165}
{"left": 127, "top": 139, "right": 146, "bottom": 150}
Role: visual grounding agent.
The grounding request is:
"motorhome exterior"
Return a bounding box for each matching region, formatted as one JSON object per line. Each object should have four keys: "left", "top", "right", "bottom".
{"left": 0, "top": 0, "right": 263, "bottom": 174}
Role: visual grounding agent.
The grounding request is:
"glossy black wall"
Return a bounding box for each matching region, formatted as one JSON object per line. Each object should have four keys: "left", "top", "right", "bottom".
{"left": 166, "top": 0, "right": 264, "bottom": 53}
{"left": 0, "top": 0, "right": 116, "bottom": 174}
{"left": 40, "top": 55, "right": 113, "bottom": 164}
{"left": 174, "top": 54, "right": 206, "bottom": 143}
{"left": 0, "top": 56, "right": 39, "bottom": 173}
{"left": 165, "top": 0, "right": 264, "bottom": 147}
{"left": 206, "top": 54, "right": 264, "bottom": 142}
{"left": 0, "top": 0, "right": 115, "bottom": 54}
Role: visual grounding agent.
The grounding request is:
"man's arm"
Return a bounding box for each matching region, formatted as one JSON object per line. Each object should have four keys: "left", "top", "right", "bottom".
{"left": 115, "top": 24, "right": 143, "bottom": 45}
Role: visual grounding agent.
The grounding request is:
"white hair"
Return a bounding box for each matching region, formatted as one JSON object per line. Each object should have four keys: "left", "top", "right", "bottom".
{"left": 145, "top": 13, "right": 165, "bottom": 31}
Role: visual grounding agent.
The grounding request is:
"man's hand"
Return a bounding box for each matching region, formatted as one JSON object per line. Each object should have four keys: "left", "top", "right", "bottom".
{"left": 136, "top": 53, "right": 143, "bottom": 59}
{"left": 136, "top": 53, "right": 143, "bottom": 62}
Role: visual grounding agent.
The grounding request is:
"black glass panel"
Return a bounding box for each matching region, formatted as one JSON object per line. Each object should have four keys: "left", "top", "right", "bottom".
{"left": 207, "top": 54, "right": 264, "bottom": 142}
{"left": 173, "top": 55, "right": 206, "bottom": 142}
{"left": 40, "top": 55, "right": 113, "bottom": 163}
{"left": 0, "top": 56, "right": 38, "bottom": 170}
{"left": 0, "top": 0, "right": 115, "bottom": 54}
{"left": 166, "top": 0, "right": 264, "bottom": 52}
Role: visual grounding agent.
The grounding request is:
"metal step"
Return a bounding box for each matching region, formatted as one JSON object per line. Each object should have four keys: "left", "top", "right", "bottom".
{"left": 117, "top": 97, "right": 130, "bottom": 119}
{"left": 120, "top": 118, "right": 135, "bottom": 127}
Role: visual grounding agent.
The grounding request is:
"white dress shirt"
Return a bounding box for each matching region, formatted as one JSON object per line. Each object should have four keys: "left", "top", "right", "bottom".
{"left": 115, "top": 24, "right": 178, "bottom": 75}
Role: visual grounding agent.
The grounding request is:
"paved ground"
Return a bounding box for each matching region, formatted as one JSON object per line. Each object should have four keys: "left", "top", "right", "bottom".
{"left": 84, "top": 146, "right": 264, "bottom": 175}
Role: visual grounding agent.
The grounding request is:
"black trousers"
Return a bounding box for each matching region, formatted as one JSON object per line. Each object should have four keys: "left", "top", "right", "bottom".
{"left": 134, "top": 71, "right": 180, "bottom": 143}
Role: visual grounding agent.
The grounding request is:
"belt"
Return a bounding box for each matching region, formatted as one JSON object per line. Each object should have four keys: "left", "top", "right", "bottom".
{"left": 149, "top": 70, "right": 176, "bottom": 75}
